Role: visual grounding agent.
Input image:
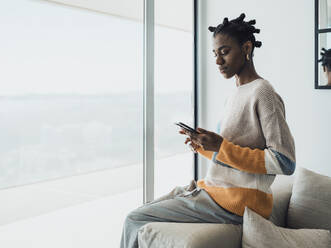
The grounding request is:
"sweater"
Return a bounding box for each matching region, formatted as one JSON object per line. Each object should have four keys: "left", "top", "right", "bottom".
{"left": 196, "top": 78, "right": 296, "bottom": 219}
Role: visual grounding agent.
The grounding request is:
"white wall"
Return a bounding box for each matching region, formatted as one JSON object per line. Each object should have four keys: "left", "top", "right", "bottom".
{"left": 198, "top": 0, "right": 331, "bottom": 177}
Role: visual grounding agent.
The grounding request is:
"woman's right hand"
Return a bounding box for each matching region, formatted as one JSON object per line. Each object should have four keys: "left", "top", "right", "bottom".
{"left": 179, "top": 129, "right": 202, "bottom": 153}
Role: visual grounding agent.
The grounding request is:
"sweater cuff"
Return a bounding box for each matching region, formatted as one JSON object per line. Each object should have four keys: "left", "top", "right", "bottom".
{"left": 197, "top": 146, "right": 214, "bottom": 160}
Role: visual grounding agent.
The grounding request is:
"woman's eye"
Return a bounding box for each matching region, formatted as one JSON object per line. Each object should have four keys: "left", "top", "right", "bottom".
{"left": 214, "top": 50, "right": 229, "bottom": 57}
{"left": 220, "top": 50, "right": 228, "bottom": 55}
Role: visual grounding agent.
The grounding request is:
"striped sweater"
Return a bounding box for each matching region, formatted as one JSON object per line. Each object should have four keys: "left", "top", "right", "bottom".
{"left": 196, "top": 78, "right": 296, "bottom": 219}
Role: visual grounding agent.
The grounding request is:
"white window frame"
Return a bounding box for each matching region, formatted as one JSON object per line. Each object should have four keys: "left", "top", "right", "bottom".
{"left": 143, "top": 0, "right": 155, "bottom": 204}
{"left": 143, "top": 0, "right": 199, "bottom": 203}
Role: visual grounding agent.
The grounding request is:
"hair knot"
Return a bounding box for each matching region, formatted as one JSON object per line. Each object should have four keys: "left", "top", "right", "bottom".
{"left": 208, "top": 26, "right": 216, "bottom": 32}
{"left": 253, "top": 28, "right": 260, "bottom": 34}
{"left": 255, "top": 41, "right": 262, "bottom": 48}
{"left": 237, "top": 13, "right": 246, "bottom": 22}
{"left": 223, "top": 17, "right": 229, "bottom": 25}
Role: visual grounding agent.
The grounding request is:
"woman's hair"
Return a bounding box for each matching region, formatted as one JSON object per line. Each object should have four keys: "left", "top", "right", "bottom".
{"left": 318, "top": 48, "right": 331, "bottom": 71}
{"left": 208, "top": 13, "right": 262, "bottom": 56}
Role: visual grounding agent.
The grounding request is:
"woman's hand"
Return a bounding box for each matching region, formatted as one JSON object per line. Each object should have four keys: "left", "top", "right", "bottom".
{"left": 179, "top": 127, "right": 223, "bottom": 152}
{"left": 184, "top": 135, "right": 201, "bottom": 153}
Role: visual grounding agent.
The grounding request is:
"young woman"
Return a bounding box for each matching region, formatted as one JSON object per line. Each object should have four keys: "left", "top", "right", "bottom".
{"left": 319, "top": 48, "right": 331, "bottom": 86}
{"left": 120, "top": 13, "right": 296, "bottom": 248}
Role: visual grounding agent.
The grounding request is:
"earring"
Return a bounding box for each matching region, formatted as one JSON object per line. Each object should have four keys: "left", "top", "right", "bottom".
{"left": 246, "top": 54, "right": 250, "bottom": 61}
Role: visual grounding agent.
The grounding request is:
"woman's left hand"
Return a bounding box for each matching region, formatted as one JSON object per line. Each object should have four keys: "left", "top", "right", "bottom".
{"left": 180, "top": 127, "right": 223, "bottom": 152}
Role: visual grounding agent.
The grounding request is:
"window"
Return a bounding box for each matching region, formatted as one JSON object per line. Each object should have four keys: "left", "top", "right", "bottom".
{"left": 0, "top": 0, "right": 144, "bottom": 188}
{"left": 0, "top": 0, "right": 196, "bottom": 246}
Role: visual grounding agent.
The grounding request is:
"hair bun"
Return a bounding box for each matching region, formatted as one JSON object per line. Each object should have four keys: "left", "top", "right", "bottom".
{"left": 238, "top": 13, "right": 246, "bottom": 21}
{"left": 208, "top": 26, "right": 216, "bottom": 32}
{"left": 223, "top": 17, "right": 229, "bottom": 25}
{"left": 253, "top": 28, "right": 260, "bottom": 34}
{"left": 255, "top": 41, "right": 262, "bottom": 48}
{"left": 232, "top": 13, "right": 246, "bottom": 24}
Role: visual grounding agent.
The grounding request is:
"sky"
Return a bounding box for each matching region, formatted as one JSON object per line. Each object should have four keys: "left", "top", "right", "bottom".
{"left": 0, "top": 0, "right": 193, "bottom": 95}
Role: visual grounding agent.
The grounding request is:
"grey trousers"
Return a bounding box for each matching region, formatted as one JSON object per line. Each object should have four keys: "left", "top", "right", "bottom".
{"left": 120, "top": 180, "right": 243, "bottom": 248}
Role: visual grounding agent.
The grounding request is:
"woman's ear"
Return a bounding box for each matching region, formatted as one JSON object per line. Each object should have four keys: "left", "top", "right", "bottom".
{"left": 242, "top": 40, "right": 253, "bottom": 56}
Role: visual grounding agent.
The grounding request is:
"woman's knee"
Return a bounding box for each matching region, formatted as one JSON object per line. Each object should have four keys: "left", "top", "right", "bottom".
{"left": 125, "top": 208, "right": 147, "bottom": 223}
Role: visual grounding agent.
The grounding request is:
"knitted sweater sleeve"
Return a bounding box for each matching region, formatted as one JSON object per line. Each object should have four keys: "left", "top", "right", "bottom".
{"left": 213, "top": 86, "right": 296, "bottom": 175}
{"left": 196, "top": 120, "right": 222, "bottom": 160}
{"left": 196, "top": 147, "right": 214, "bottom": 160}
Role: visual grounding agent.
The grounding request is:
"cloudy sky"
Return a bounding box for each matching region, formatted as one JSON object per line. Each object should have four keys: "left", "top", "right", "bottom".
{"left": 0, "top": 0, "right": 193, "bottom": 95}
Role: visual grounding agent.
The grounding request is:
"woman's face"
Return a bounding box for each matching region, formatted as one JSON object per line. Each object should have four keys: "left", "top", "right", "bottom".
{"left": 212, "top": 33, "right": 246, "bottom": 79}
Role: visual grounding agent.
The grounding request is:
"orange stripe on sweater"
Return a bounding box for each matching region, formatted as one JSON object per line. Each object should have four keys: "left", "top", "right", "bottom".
{"left": 196, "top": 147, "right": 213, "bottom": 160}
{"left": 197, "top": 180, "right": 273, "bottom": 219}
{"left": 215, "top": 138, "right": 267, "bottom": 174}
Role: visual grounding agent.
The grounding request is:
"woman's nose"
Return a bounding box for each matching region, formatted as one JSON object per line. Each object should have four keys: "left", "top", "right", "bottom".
{"left": 216, "top": 56, "right": 224, "bottom": 65}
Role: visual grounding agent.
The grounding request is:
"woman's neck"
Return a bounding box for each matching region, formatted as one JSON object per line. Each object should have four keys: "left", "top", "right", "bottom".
{"left": 235, "top": 61, "right": 262, "bottom": 87}
{"left": 327, "top": 72, "right": 331, "bottom": 86}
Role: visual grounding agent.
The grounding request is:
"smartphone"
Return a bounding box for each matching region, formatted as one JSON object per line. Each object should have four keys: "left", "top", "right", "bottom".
{"left": 174, "top": 122, "right": 199, "bottom": 134}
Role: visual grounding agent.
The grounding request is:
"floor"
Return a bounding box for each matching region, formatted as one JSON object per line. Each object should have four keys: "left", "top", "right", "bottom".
{"left": 0, "top": 152, "right": 193, "bottom": 247}
{"left": 0, "top": 188, "right": 141, "bottom": 247}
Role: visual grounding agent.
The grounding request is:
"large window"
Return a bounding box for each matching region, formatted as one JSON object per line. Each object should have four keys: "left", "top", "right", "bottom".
{"left": 0, "top": 1, "right": 144, "bottom": 246}
{"left": 0, "top": 0, "right": 195, "bottom": 246}
{"left": 0, "top": 0, "right": 144, "bottom": 188}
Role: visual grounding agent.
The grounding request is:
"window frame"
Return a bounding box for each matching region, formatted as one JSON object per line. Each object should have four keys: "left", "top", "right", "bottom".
{"left": 143, "top": 0, "right": 199, "bottom": 203}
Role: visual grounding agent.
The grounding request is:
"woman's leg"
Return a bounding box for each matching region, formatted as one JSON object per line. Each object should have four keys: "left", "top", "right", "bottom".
{"left": 120, "top": 180, "right": 242, "bottom": 248}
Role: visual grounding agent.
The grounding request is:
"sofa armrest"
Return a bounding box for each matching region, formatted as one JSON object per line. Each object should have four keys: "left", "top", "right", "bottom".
{"left": 138, "top": 222, "right": 242, "bottom": 248}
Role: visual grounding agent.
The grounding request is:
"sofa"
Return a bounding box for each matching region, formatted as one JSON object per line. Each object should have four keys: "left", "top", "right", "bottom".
{"left": 137, "top": 167, "right": 331, "bottom": 248}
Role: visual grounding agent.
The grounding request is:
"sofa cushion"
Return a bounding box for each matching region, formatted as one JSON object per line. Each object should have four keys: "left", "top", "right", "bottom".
{"left": 268, "top": 174, "right": 293, "bottom": 227}
{"left": 242, "top": 207, "right": 331, "bottom": 248}
{"left": 287, "top": 167, "right": 331, "bottom": 231}
{"left": 138, "top": 222, "right": 242, "bottom": 248}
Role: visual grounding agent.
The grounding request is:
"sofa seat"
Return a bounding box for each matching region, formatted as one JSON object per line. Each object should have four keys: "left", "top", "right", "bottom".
{"left": 138, "top": 222, "right": 242, "bottom": 248}
{"left": 138, "top": 175, "right": 294, "bottom": 248}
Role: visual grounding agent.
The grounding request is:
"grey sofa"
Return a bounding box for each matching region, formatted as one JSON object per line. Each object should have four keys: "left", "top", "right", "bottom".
{"left": 138, "top": 174, "right": 294, "bottom": 248}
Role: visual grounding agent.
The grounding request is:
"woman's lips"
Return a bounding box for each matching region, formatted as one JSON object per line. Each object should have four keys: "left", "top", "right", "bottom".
{"left": 219, "top": 67, "right": 227, "bottom": 73}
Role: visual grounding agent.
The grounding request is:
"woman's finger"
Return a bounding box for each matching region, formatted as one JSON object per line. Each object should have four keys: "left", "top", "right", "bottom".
{"left": 184, "top": 137, "right": 190, "bottom": 144}
{"left": 187, "top": 138, "right": 200, "bottom": 147}
{"left": 179, "top": 127, "right": 197, "bottom": 136}
{"left": 179, "top": 129, "right": 193, "bottom": 137}
{"left": 188, "top": 143, "right": 197, "bottom": 153}
{"left": 191, "top": 144, "right": 199, "bottom": 150}
{"left": 182, "top": 132, "right": 202, "bottom": 149}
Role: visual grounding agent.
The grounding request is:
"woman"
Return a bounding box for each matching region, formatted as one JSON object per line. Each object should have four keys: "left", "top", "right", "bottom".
{"left": 120, "top": 13, "right": 296, "bottom": 248}
{"left": 319, "top": 48, "right": 331, "bottom": 86}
